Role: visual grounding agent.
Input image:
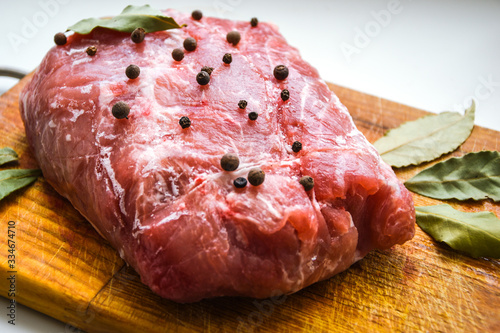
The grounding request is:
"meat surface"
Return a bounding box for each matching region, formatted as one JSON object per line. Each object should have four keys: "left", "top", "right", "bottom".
{"left": 20, "top": 10, "right": 415, "bottom": 302}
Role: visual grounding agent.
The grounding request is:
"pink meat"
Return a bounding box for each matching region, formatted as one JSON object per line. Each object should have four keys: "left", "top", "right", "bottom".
{"left": 20, "top": 10, "right": 415, "bottom": 302}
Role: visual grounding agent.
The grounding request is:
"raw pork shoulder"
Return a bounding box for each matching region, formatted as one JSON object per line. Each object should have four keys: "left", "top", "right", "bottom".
{"left": 20, "top": 10, "right": 415, "bottom": 302}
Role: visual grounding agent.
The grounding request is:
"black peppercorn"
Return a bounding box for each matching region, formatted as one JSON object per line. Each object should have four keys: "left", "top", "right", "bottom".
{"left": 220, "top": 153, "right": 240, "bottom": 171}
{"left": 131, "top": 28, "right": 145, "bottom": 43}
{"left": 179, "top": 116, "right": 191, "bottom": 129}
{"left": 273, "top": 65, "right": 289, "bottom": 80}
{"left": 238, "top": 100, "right": 247, "bottom": 109}
{"left": 54, "top": 32, "right": 67, "bottom": 46}
{"left": 201, "top": 66, "right": 214, "bottom": 76}
{"left": 299, "top": 176, "right": 314, "bottom": 191}
{"left": 112, "top": 101, "right": 130, "bottom": 119}
{"left": 184, "top": 37, "right": 197, "bottom": 51}
{"left": 192, "top": 10, "right": 203, "bottom": 20}
{"left": 223, "top": 53, "right": 232, "bottom": 64}
{"left": 226, "top": 31, "right": 241, "bottom": 46}
{"left": 86, "top": 46, "right": 97, "bottom": 56}
{"left": 250, "top": 17, "right": 258, "bottom": 27}
{"left": 172, "top": 48, "right": 184, "bottom": 61}
{"left": 125, "top": 65, "right": 140, "bottom": 79}
{"left": 248, "top": 168, "right": 265, "bottom": 186}
{"left": 292, "top": 141, "right": 302, "bottom": 153}
{"left": 196, "top": 71, "right": 210, "bottom": 85}
{"left": 233, "top": 177, "right": 247, "bottom": 188}
{"left": 281, "top": 89, "right": 290, "bottom": 101}
{"left": 248, "top": 112, "right": 258, "bottom": 121}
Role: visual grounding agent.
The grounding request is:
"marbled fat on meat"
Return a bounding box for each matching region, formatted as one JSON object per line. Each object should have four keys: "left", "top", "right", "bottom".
{"left": 20, "top": 10, "right": 415, "bottom": 302}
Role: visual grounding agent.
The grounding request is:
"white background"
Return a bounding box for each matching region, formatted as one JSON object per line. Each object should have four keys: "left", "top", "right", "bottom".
{"left": 1, "top": 0, "right": 499, "bottom": 332}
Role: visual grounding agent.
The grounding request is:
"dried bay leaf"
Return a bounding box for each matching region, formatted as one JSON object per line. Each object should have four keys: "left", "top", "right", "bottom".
{"left": 0, "top": 147, "right": 18, "bottom": 166}
{"left": 68, "top": 5, "right": 184, "bottom": 35}
{"left": 0, "top": 169, "right": 42, "bottom": 201}
{"left": 416, "top": 204, "right": 500, "bottom": 258}
{"left": 406, "top": 151, "right": 500, "bottom": 201}
{"left": 374, "top": 101, "right": 475, "bottom": 168}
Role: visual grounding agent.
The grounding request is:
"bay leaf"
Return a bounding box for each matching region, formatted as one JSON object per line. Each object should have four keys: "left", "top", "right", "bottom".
{"left": 68, "top": 5, "right": 184, "bottom": 35}
{"left": 416, "top": 204, "right": 500, "bottom": 258}
{"left": 0, "top": 169, "right": 42, "bottom": 201}
{"left": 0, "top": 147, "right": 18, "bottom": 166}
{"left": 406, "top": 151, "right": 500, "bottom": 201}
{"left": 374, "top": 101, "right": 475, "bottom": 168}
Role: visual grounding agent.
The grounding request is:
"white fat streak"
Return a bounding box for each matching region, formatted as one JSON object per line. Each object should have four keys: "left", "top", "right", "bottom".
{"left": 153, "top": 174, "right": 177, "bottom": 203}
{"left": 256, "top": 193, "right": 282, "bottom": 220}
{"left": 335, "top": 136, "right": 346, "bottom": 145}
{"left": 97, "top": 132, "right": 118, "bottom": 140}
{"left": 263, "top": 100, "right": 275, "bottom": 121}
{"left": 163, "top": 31, "right": 184, "bottom": 46}
{"left": 98, "top": 84, "right": 115, "bottom": 109}
{"left": 278, "top": 159, "right": 301, "bottom": 167}
{"left": 140, "top": 149, "right": 180, "bottom": 175}
{"left": 66, "top": 47, "right": 87, "bottom": 55}
{"left": 69, "top": 109, "right": 85, "bottom": 122}
{"left": 133, "top": 66, "right": 161, "bottom": 100}
{"left": 100, "top": 147, "right": 127, "bottom": 216}
{"left": 133, "top": 182, "right": 145, "bottom": 232}
{"left": 299, "top": 84, "right": 311, "bottom": 121}
{"left": 65, "top": 134, "right": 71, "bottom": 141}
{"left": 232, "top": 212, "right": 261, "bottom": 225}
{"left": 140, "top": 148, "right": 162, "bottom": 174}
{"left": 48, "top": 120, "right": 56, "bottom": 128}
{"left": 156, "top": 210, "right": 189, "bottom": 227}
{"left": 80, "top": 84, "right": 92, "bottom": 94}
{"left": 132, "top": 224, "right": 151, "bottom": 238}
{"left": 72, "top": 57, "right": 91, "bottom": 66}
{"left": 154, "top": 246, "right": 164, "bottom": 256}
{"left": 169, "top": 176, "right": 179, "bottom": 196}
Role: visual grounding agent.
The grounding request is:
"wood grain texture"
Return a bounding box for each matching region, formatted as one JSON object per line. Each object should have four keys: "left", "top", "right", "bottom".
{"left": 0, "top": 76, "right": 499, "bottom": 333}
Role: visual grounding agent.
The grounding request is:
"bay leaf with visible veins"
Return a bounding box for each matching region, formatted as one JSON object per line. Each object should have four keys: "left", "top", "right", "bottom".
{"left": 68, "top": 5, "right": 183, "bottom": 35}
{"left": 406, "top": 151, "right": 500, "bottom": 201}
{"left": 0, "top": 147, "right": 18, "bottom": 166}
{"left": 416, "top": 204, "right": 500, "bottom": 258}
{"left": 0, "top": 169, "right": 42, "bottom": 201}
{"left": 374, "top": 101, "right": 475, "bottom": 168}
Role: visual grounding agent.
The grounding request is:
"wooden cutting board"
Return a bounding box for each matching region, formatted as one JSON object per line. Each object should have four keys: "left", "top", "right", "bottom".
{"left": 1, "top": 74, "right": 499, "bottom": 333}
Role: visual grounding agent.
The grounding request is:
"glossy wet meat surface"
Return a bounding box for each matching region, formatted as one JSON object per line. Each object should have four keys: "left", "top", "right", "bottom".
{"left": 20, "top": 10, "right": 415, "bottom": 302}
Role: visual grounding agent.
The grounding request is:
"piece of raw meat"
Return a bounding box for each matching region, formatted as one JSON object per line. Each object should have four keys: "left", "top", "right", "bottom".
{"left": 19, "top": 10, "right": 415, "bottom": 302}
